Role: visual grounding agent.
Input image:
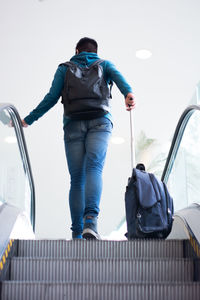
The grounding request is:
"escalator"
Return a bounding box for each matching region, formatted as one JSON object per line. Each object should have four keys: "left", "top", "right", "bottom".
{"left": 0, "top": 104, "right": 200, "bottom": 299}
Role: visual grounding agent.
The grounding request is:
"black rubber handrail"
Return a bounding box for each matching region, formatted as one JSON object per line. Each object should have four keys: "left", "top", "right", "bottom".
{"left": 0, "top": 103, "right": 35, "bottom": 231}
{"left": 161, "top": 105, "right": 200, "bottom": 183}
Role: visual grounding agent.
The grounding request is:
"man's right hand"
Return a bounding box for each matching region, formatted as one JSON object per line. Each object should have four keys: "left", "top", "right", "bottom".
{"left": 21, "top": 119, "right": 28, "bottom": 127}
{"left": 125, "top": 93, "right": 136, "bottom": 111}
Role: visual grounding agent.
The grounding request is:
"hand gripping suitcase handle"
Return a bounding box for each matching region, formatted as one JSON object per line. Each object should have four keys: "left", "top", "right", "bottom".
{"left": 129, "top": 98, "right": 136, "bottom": 171}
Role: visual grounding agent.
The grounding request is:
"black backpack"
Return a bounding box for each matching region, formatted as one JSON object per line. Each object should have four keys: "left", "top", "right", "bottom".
{"left": 125, "top": 164, "right": 174, "bottom": 239}
{"left": 60, "top": 59, "right": 113, "bottom": 120}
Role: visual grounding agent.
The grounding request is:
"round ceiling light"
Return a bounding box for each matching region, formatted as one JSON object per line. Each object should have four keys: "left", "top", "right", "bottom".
{"left": 136, "top": 49, "right": 152, "bottom": 60}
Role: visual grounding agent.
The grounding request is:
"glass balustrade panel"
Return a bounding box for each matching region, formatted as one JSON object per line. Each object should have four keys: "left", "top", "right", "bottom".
{"left": 167, "top": 110, "right": 200, "bottom": 211}
{"left": 0, "top": 108, "right": 31, "bottom": 217}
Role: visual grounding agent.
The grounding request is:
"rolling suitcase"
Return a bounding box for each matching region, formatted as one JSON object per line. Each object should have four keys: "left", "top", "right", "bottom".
{"left": 125, "top": 109, "right": 174, "bottom": 239}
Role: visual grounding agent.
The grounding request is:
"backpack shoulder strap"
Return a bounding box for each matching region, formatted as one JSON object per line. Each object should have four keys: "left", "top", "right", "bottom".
{"left": 59, "top": 61, "right": 76, "bottom": 68}
{"left": 89, "top": 59, "right": 104, "bottom": 67}
{"left": 60, "top": 59, "right": 104, "bottom": 68}
{"left": 90, "top": 59, "right": 113, "bottom": 91}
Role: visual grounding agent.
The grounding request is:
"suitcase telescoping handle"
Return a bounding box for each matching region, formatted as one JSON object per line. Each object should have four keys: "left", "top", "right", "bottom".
{"left": 129, "top": 98, "right": 136, "bottom": 171}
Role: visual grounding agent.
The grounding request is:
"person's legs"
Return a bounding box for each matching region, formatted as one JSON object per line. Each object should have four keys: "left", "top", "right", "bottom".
{"left": 64, "top": 120, "right": 87, "bottom": 237}
{"left": 83, "top": 117, "right": 112, "bottom": 239}
{"left": 64, "top": 117, "right": 112, "bottom": 239}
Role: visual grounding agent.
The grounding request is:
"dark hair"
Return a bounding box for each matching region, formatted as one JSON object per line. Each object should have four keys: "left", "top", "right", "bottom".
{"left": 76, "top": 37, "right": 98, "bottom": 53}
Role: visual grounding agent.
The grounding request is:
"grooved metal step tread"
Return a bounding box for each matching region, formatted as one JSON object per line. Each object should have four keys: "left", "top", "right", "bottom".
{"left": 1, "top": 282, "right": 200, "bottom": 300}
{"left": 17, "top": 239, "right": 186, "bottom": 258}
{"left": 10, "top": 257, "right": 196, "bottom": 282}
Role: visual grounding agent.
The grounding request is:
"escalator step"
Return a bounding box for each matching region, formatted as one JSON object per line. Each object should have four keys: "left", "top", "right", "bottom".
{"left": 17, "top": 239, "right": 185, "bottom": 258}
{"left": 1, "top": 282, "right": 200, "bottom": 300}
{"left": 10, "top": 257, "right": 195, "bottom": 282}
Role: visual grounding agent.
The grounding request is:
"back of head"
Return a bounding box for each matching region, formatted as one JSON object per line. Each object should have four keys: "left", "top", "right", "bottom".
{"left": 76, "top": 37, "right": 98, "bottom": 54}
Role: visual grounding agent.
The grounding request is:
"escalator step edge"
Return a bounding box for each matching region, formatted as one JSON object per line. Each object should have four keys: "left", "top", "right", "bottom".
{"left": 1, "top": 282, "right": 200, "bottom": 300}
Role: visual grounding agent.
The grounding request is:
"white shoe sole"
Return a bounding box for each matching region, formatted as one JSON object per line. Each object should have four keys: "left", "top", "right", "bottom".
{"left": 82, "top": 228, "right": 101, "bottom": 240}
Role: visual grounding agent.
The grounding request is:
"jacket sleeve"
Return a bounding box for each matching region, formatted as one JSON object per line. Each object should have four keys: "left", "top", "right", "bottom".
{"left": 103, "top": 61, "right": 133, "bottom": 97}
{"left": 24, "top": 65, "right": 66, "bottom": 125}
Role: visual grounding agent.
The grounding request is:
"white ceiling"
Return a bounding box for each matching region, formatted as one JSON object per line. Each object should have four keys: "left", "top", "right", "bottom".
{"left": 1, "top": 0, "right": 200, "bottom": 238}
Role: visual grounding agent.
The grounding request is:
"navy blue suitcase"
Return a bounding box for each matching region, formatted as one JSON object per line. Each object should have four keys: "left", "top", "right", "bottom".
{"left": 125, "top": 110, "right": 174, "bottom": 239}
{"left": 125, "top": 163, "right": 174, "bottom": 239}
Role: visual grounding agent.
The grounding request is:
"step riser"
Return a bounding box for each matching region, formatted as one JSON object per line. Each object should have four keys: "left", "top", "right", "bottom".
{"left": 11, "top": 259, "right": 194, "bottom": 282}
{"left": 17, "top": 240, "right": 185, "bottom": 258}
{"left": 1, "top": 283, "right": 200, "bottom": 300}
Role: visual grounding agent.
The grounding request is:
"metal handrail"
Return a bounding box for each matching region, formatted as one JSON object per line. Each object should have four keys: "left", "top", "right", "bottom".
{"left": 0, "top": 103, "right": 35, "bottom": 231}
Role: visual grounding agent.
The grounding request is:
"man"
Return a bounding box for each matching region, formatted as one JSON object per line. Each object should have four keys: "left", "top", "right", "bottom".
{"left": 22, "top": 37, "right": 135, "bottom": 240}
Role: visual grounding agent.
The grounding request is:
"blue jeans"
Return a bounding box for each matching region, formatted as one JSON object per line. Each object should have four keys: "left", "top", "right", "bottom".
{"left": 64, "top": 117, "right": 112, "bottom": 235}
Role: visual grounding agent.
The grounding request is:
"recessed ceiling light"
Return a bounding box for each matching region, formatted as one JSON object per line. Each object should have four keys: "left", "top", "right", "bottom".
{"left": 136, "top": 49, "right": 152, "bottom": 60}
{"left": 111, "top": 136, "right": 125, "bottom": 145}
{"left": 4, "top": 136, "right": 17, "bottom": 144}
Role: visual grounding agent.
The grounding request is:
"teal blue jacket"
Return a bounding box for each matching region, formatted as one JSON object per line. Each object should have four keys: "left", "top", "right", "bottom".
{"left": 24, "top": 52, "right": 133, "bottom": 125}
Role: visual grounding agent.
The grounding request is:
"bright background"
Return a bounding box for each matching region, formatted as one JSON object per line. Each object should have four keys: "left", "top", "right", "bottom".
{"left": 0, "top": 0, "right": 200, "bottom": 239}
